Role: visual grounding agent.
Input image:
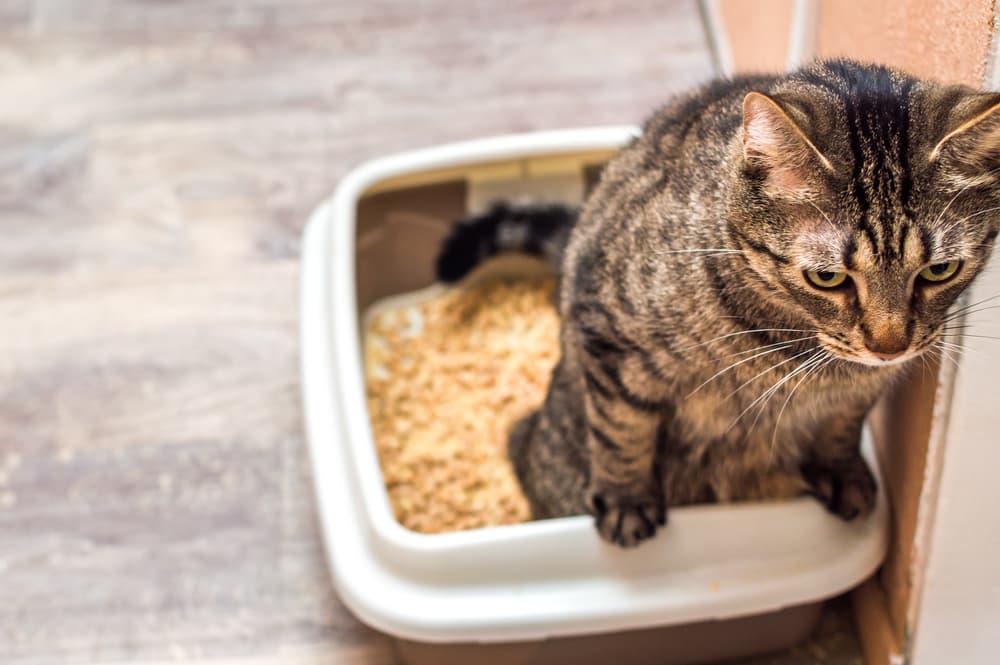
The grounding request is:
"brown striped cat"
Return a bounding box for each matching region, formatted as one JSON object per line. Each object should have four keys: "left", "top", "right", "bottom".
{"left": 436, "top": 60, "right": 1000, "bottom": 547}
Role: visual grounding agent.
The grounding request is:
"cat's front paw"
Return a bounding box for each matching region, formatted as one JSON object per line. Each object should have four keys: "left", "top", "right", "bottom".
{"left": 588, "top": 484, "right": 666, "bottom": 548}
{"left": 801, "top": 456, "right": 877, "bottom": 521}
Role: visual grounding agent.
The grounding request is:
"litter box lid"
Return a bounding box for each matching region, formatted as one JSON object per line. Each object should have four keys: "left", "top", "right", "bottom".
{"left": 299, "top": 127, "right": 890, "bottom": 643}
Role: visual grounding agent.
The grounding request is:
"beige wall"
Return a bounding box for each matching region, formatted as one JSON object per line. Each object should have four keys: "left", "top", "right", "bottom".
{"left": 718, "top": 0, "right": 994, "bottom": 86}
{"left": 816, "top": 0, "right": 994, "bottom": 87}
{"left": 717, "top": 0, "right": 796, "bottom": 73}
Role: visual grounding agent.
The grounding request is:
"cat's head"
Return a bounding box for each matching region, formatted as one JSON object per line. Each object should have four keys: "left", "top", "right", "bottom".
{"left": 731, "top": 60, "right": 1000, "bottom": 367}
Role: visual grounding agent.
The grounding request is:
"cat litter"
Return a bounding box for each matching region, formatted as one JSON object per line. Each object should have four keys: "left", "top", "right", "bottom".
{"left": 363, "top": 277, "right": 559, "bottom": 533}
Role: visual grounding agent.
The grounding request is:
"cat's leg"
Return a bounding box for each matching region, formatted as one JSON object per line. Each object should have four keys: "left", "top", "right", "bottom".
{"left": 573, "top": 318, "right": 670, "bottom": 547}
{"left": 508, "top": 408, "right": 590, "bottom": 519}
{"left": 508, "top": 360, "right": 592, "bottom": 519}
{"left": 800, "top": 411, "right": 876, "bottom": 520}
{"left": 582, "top": 366, "right": 667, "bottom": 546}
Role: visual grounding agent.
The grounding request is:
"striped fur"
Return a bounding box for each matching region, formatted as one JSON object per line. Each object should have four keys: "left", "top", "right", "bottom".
{"left": 444, "top": 60, "right": 1000, "bottom": 547}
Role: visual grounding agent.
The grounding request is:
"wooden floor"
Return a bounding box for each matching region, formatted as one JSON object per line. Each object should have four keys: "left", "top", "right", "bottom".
{"left": 0, "top": 2, "right": 857, "bottom": 664}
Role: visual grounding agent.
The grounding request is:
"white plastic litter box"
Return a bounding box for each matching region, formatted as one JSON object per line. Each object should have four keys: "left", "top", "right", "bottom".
{"left": 298, "top": 127, "right": 890, "bottom": 665}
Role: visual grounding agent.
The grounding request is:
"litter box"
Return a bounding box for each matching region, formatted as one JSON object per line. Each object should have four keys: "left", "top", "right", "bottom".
{"left": 299, "top": 127, "right": 890, "bottom": 665}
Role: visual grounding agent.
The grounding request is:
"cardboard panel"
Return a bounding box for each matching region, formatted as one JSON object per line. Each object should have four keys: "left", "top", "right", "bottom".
{"left": 355, "top": 181, "right": 467, "bottom": 311}
{"left": 867, "top": 359, "right": 941, "bottom": 652}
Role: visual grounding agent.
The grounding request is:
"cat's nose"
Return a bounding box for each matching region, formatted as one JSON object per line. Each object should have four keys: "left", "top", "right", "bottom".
{"left": 863, "top": 319, "right": 909, "bottom": 360}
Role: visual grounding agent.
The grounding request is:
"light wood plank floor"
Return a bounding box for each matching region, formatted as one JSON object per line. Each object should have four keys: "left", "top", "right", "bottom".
{"left": 0, "top": 2, "right": 858, "bottom": 663}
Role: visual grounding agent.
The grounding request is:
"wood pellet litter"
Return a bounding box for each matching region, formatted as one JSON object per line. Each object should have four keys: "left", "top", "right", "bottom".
{"left": 364, "top": 277, "right": 559, "bottom": 534}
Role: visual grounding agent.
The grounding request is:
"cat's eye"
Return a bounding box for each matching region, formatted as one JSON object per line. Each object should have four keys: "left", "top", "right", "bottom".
{"left": 805, "top": 270, "right": 849, "bottom": 289}
{"left": 918, "top": 261, "right": 961, "bottom": 283}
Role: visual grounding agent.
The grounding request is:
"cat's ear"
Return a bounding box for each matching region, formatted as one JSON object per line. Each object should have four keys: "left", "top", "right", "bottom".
{"left": 742, "top": 91, "right": 833, "bottom": 200}
{"left": 930, "top": 92, "right": 1000, "bottom": 186}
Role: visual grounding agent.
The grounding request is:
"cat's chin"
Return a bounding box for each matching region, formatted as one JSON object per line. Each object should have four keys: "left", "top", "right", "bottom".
{"left": 840, "top": 353, "right": 918, "bottom": 368}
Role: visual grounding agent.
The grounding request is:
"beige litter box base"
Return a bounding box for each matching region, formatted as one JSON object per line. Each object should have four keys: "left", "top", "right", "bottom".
{"left": 393, "top": 603, "right": 822, "bottom": 665}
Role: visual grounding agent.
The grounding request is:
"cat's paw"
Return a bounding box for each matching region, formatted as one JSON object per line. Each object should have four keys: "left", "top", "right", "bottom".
{"left": 801, "top": 456, "right": 877, "bottom": 521}
{"left": 588, "top": 485, "right": 666, "bottom": 548}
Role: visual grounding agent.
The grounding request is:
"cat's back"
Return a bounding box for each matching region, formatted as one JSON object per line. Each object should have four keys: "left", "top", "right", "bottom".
{"left": 570, "top": 73, "right": 782, "bottom": 255}
{"left": 561, "top": 73, "right": 782, "bottom": 311}
{"left": 644, "top": 74, "right": 778, "bottom": 156}
{"left": 600, "top": 73, "right": 782, "bottom": 196}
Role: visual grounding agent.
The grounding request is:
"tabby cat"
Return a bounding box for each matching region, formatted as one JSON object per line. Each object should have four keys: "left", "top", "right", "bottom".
{"left": 435, "top": 60, "right": 1000, "bottom": 548}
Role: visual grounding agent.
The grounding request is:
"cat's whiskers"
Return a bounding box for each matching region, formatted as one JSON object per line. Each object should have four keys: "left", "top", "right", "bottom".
{"left": 716, "top": 335, "right": 818, "bottom": 360}
{"left": 928, "top": 345, "right": 962, "bottom": 372}
{"left": 951, "top": 292, "right": 1000, "bottom": 314}
{"left": 728, "top": 348, "right": 826, "bottom": 440}
{"left": 936, "top": 337, "right": 991, "bottom": 362}
{"left": 931, "top": 338, "right": 980, "bottom": 367}
{"left": 938, "top": 205, "right": 1000, "bottom": 236}
{"left": 939, "top": 297, "right": 1000, "bottom": 325}
{"left": 723, "top": 346, "right": 821, "bottom": 402}
{"left": 941, "top": 317, "right": 1000, "bottom": 331}
{"left": 940, "top": 332, "right": 1000, "bottom": 342}
{"left": 932, "top": 165, "right": 1000, "bottom": 227}
{"left": 685, "top": 341, "right": 803, "bottom": 399}
{"left": 805, "top": 200, "right": 839, "bottom": 234}
{"left": 685, "top": 334, "right": 819, "bottom": 398}
{"left": 655, "top": 248, "right": 746, "bottom": 256}
{"left": 939, "top": 307, "right": 1000, "bottom": 329}
{"left": 675, "top": 328, "right": 817, "bottom": 353}
{"left": 769, "top": 352, "right": 835, "bottom": 459}
{"left": 918, "top": 349, "right": 930, "bottom": 383}
{"left": 936, "top": 339, "right": 969, "bottom": 352}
